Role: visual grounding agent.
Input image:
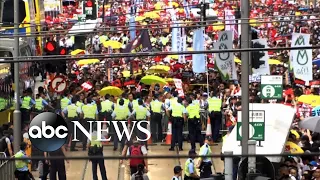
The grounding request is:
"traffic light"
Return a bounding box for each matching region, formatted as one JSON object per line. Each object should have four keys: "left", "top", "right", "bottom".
{"left": 251, "top": 41, "right": 265, "bottom": 69}
{"left": 196, "top": 2, "right": 209, "bottom": 22}
{"left": 59, "top": 47, "right": 67, "bottom": 55}
{"left": 83, "top": 0, "right": 97, "bottom": 20}
{"left": 45, "top": 41, "right": 57, "bottom": 55}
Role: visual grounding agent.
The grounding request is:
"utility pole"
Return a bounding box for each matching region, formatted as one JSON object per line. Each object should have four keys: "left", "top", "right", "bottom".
{"left": 240, "top": 0, "right": 250, "bottom": 158}
{"left": 13, "top": 0, "right": 21, "bottom": 153}
{"left": 129, "top": 0, "right": 136, "bottom": 75}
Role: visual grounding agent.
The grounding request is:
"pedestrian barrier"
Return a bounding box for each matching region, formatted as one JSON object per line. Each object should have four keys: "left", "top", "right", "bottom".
{"left": 0, "top": 152, "right": 15, "bottom": 180}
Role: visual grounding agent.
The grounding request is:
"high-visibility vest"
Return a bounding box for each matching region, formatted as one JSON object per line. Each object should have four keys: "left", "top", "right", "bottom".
{"left": 76, "top": 101, "right": 83, "bottom": 108}
{"left": 169, "top": 98, "right": 177, "bottom": 107}
{"left": 184, "top": 158, "right": 196, "bottom": 177}
{"left": 100, "top": 100, "right": 113, "bottom": 113}
{"left": 0, "top": 98, "right": 6, "bottom": 110}
{"left": 117, "top": 98, "right": 129, "bottom": 107}
{"left": 91, "top": 135, "right": 102, "bottom": 147}
{"left": 82, "top": 105, "right": 96, "bottom": 119}
{"left": 132, "top": 100, "right": 139, "bottom": 110}
{"left": 198, "top": 143, "right": 212, "bottom": 162}
{"left": 171, "top": 103, "right": 184, "bottom": 117}
{"left": 186, "top": 104, "right": 200, "bottom": 118}
{"left": 151, "top": 100, "right": 162, "bottom": 113}
{"left": 21, "top": 96, "right": 31, "bottom": 109}
{"left": 114, "top": 106, "right": 129, "bottom": 120}
{"left": 14, "top": 151, "right": 28, "bottom": 169}
{"left": 67, "top": 104, "right": 78, "bottom": 118}
{"left": 61, "top": 97, "right": 70, "bottom": 110}
{"left": 35, "top": 98, "right": 43, "bottom": 110}
{"left": 208, "top": 98, "right": 222, "bottom": 112}
{"left": 135, "top": 106, "right": 148, "bottom": 120}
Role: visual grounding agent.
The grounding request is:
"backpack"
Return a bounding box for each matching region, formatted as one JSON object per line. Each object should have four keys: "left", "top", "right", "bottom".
{"left": 129, "top": 145, "right": 144, "bottom": 167}
{"left": 0, "top": 136, "right": 8, "bottom": 153}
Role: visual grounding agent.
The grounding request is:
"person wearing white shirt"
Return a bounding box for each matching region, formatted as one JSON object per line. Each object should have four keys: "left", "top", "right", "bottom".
{"left": 172, "top": 165, "right": 182, "bottom": 180}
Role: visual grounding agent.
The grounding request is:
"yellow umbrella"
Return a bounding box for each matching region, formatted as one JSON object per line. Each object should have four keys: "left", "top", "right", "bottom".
{"left": 212, "top": 22, "right": 224, "bottom": 31}
{"left": 70, "top": 49, "right": 85, "bottom": 56}
{"left": 298, "top": 95, "right": 320, "bottom": 107}
{"left": 234, "top": 57, "right": 241, "bottom": 63}
{"left": 102, "top": 40, "right": 122, "bottom": 49}
{"left": 154, "top": 2, "right": 163, "bottom": 10}
{"left": 168, "top": 2, "right": 179, "bottom": 7}
{"left": 165, "top": 78, "right": 174, "bottom": 82}
{"left": 167, "top": 55, "right": 179, "bottom": 59}
{"left": 149, "top": 65, "right": 170, "bottom": 71}
{"left": 99, "top": 86, "right": 123, "bottom": 96}
{"left": 122, "top": 70, "right": 142, "bottom": 77}
{"left": 249, "top": 19, "right": 261, "bottom": 27}
{"left": 140, "top": 75, "right": 167, "bottom": 85}
{"left": 268, "top": 59, "right": 282, "bottom": 65}
{"left": 135, "top": 16, "right": 146, "bottom": 22}
{"left": 144, "top": 12, "right": 160, "bottom": 19}
{"left": 285, "top": 141, "right": 304, "bottom": 154}
{"left": 77, "top": 59, "right": 100, "bottom": 66}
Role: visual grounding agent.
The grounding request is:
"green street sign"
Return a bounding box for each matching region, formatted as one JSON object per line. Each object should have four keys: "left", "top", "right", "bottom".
{"left": 236, "top": 110, "right": 265, "bottom": 141}
{"left": 78, "top": 14, "right": 86, "bottom": 22}
{"left": 85, "top": 7, "right": 93, "bottom": 15}
{"left": 260, "top": 75, "right": 283, "bottom": 99}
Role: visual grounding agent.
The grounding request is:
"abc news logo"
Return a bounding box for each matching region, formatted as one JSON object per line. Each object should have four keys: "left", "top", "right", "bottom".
{"left": 29, "top": 112, "right": 151, "bottom": 152}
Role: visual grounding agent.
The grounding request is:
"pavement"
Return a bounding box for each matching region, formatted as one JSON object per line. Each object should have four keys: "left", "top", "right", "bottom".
{"left": 32, "top": 143, "right": 224, "bottom": 180}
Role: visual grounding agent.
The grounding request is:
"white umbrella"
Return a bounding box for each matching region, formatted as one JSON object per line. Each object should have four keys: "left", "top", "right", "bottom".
{"left": 299, "top": 116, "right": 320, "bottom": 133}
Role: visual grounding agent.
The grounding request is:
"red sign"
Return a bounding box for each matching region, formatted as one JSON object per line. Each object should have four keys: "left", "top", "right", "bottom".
{"left": 50, "top": 76, "right": 67, "bottom": 93}
{"left": 81, "top": 81, "right": 93, "bottom": 91}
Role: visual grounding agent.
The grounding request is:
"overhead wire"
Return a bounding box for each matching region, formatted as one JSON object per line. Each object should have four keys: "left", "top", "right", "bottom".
{"left": 0, "top": 45, "right": 316, "bottom": 62}
{"left": 0, "top": 17, "right": 319, "bottom": 38}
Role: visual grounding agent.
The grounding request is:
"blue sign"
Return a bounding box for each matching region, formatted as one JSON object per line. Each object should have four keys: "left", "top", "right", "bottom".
{"left": 0, "top": 28, "right": 26, "bottom": 35}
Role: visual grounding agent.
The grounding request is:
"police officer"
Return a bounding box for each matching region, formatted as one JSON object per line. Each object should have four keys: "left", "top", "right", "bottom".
{"left": 14, "top": 142, "right": 34, "bottom": 180}
{"left": 76, "top": 94, "right": 84, "bottom": 108}
{"left": 87, "top": 124, "right": 108, "bottom": 180}
{"left": 150, "top": 93, "right": 164, "bottom": 143}
{"left": 197, "top": 137, "right": 213, "bottom": 178}
{"left": 131, "top": 99, "right": 151, "bottom": 147}
{"left": 20, "top": 88, "right": 35, "bottom": 125}
{"left": 62, "top": 97, "right": 81, "bottom": 151}
{"left": 185, "top": 98, "right": 204, "bottom": 150}
{"left": 112, "top": 98, "right": 131, "bottom": 151}
{"left": 60, "top": 92, "right": 71, "bottom": 115}
{"left": 34, "top": 93, "right": 53, "bottom": 113}
{"left": 167, "top": 97, "right": 186, "bottom": 151}
{"left": 208, "top": 91, "right": 222, "bottom": 142}
{"left": 184, "top": 149, "right": 200, "bottom": 180}
{"left": 100, "top": 94, "right": 114, "bottom": 141}
{"left": 80, "top": 98, "right": 98, "bottom": 151}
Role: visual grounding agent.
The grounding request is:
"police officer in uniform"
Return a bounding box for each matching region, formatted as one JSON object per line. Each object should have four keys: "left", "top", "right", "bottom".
{"left": 60, "top": 92, "right": 71, "bottom": 115}
{"left": 131, "top": 99, "right": 151, "bottom": 148}
{"left": 197, "top": 137, "right": 213, "bottom": 178}
{"left": 80, "top": 98, "right": 98, "bottom": 151}
{"left": 100, "top": 94, "right": 114, "bottom": 140}
{"left": 184, "top": 149, "right": 200, "bottom": 180}
{"left": 14, "top": 142, "right": 34, "bottom": 180}
{"left": 150, "top": 93, "right": 164, "bottom": 143}
{"left": 20, "top": 88, "right": 35, "bottom": 125}
{"left": 185, "top": 98, "right": 204, "bottom": 150}
{"left": 88, "top": 124, "right": 108, "bottom": 180}
{"left": 34, "top": 93, "right": 53, "bottom": 114}
{"left": 167, "top": 97, "right": 186, "bottom": 151}
{"left": 62, "top": 97, "right": 82, "bottom": 151}
{"left": 208, "top": 91, "right": 222, "bottom": 142}
{"left": 112, "top": 99, "right": 131, "bottom": 151}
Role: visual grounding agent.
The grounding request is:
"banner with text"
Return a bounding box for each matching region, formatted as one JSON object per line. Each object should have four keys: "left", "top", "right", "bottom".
{"left": 214, "top": 31, "right": 237, "bottom": 80}
{"left": 173, "top": 78, "right": 185, "bottom": 97}
{"left": 291, "top": 33, "right": 313, "bottom": 83}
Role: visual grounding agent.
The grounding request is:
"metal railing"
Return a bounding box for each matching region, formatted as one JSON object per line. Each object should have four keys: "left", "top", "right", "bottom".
{"left": 0, "top": 152, "right": 15, "bottom": 180}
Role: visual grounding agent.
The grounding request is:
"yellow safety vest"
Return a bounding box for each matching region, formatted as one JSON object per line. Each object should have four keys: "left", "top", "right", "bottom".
{"left": 135, "top": 106, "right": 148, "bottom": 120}
{"left": 186, "top": 104, "right": 200, "bottom": 118}
{"left": 114, "top": 106, "right": 129, "bottom": 120}
{"left": 171, "top": 103, "right": 184, "bottom": 117}
{"left": 91, "top": 135, "right": 102, "bottom": 147}
{"left": 208, "top": 98, "right": 222, "bottom": 112}
{"left": 100, "top": 100, "right": 113, "bottom": 113}
{"left": 198, "top": 143, "right": 212, "bottom": 162}
{"left": 21, "top": 96, "right": 31, "bottom": 109}
{"left": 82, "top": 105, "right": 96, "bottom": 119}
{"left": 67, "top": 104, "right": 78, "bottom": 118}
{"left": 170, "top": 98, "right": 177, "bottom": 107}
{"left": 0, "top": 98, "right": 6, "bottom": 110}
{"left": 132, "top": 100, "right": 139, "bottom": 110}
{"left": 35, "top": 98, "right": 43, "bottom": 111}
{"left": 151, "top": 100, "right": 162, "bottom": 113}
{"left": 117, "top": 98, "right": 129, "bottom": 107}
{"left": 14, "top": 151, "right": 28, "bottom": 169}
{"left": 184, "top": 158, "right": 196, "bottom": 177}
{"left": 76, "top": 101, "right": 83, "bottom": 107}
{"left": 61, "top": 97, "right": 70, "bottom": 110}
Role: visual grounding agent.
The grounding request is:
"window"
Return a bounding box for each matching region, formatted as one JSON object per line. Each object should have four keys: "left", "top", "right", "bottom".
{"left": 2, "top": 0, "right": 26, "bottom": 25}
